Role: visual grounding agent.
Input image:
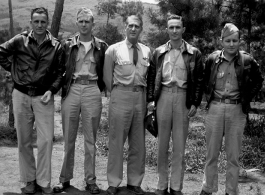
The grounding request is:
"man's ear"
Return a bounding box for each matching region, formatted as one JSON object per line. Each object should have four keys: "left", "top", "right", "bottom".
{"left": 219, "top": 37, "right": 223, "bottom": 47}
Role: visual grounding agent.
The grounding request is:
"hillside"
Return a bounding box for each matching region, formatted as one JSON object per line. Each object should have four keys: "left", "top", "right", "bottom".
{"left": 0, "top": 0, "right": 158, "bottom": 39}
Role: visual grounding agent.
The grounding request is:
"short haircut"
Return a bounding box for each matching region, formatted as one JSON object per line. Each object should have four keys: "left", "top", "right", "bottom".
{"left": 167, "top": 13, "right": 184, "bottom": 26}
{"left": 125, "top": 14, "right": 143, "bottom": 27}
{"left": 31, "top": 7, "right": 49, "bottom": 21}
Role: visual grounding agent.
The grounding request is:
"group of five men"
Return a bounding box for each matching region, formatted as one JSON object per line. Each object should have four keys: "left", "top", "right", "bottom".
{"left": 0, "top": 6, "right": 263, "bottom": 195}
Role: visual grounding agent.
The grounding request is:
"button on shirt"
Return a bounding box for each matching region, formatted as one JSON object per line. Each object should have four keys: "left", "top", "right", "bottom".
{"left": 162, "top": 41, "right": 187, "bottom": 88}
{"left": 73, "top": 38, "right": 98, "bottom": 80}
{"left": 104, "top": 39, "right": 151, "bottom": 90}
{"left": 214, "top": 51, "right": 240, "bottom": 100}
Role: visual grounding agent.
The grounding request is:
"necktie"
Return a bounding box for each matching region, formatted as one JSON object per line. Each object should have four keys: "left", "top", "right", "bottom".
{"left": 133, "top": 44, "right": 138, "bottom": 66}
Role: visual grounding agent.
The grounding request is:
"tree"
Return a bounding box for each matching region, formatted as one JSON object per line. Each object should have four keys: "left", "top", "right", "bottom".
{"left": 94, "top": 23, "right": 123, "bottom": 46}
{"left": 118, "top": 0, "right": 144, "bottom": 22}
{"left": 8, "top": 0, "right": 14, "bottom": 38}
{"left": 7, "top": 0, "right": 14, "bottom": 127}
{"left": 95, "top": 0, "right": 118, "bottom": 26}
{"left": 50, "top": 0, "right": 65, "bottom": 38}
{"left": 146, "top": 0, "right": 220, "bottom": 54}
{"left": 219, "top": 0, "right": 265, "bottom": 52}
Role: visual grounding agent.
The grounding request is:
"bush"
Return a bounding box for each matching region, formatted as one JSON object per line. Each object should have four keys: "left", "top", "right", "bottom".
{"left": 0, "top": 125, "right": 17, "bottom": 146}
{"left": 93, "top": 24, "right": 124, "bottom": 46}
{"left": 241, "top": 115, "right": 265, "bottom": 172}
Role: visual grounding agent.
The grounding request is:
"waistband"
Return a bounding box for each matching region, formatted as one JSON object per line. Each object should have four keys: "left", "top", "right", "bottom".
{"left": 72, "top": 78, "right": 97, "bottom": 85}
{"left": 114, "top": 85, "right": 144, "bottom": 92}
{"left": 213, "top": 97, "right": 241, "bottom": 104}
{"left": 14, "top": 83, "right": 46, "bottom": 96}
{"left": 162, "top": 86, "right": 186, "bottom": 93}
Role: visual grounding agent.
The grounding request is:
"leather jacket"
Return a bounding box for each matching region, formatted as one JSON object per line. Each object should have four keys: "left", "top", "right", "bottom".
{"left": 204, "top": 50, "right": 263, "bottom": 114}
{"left": 147, "top": 40, "right": 204, "bottom": 109}
{"left": 61, "top": 34, "right": 108, "bottom": 100}
{"left": 0, "top": 30, "right": 64, "bottom": 94}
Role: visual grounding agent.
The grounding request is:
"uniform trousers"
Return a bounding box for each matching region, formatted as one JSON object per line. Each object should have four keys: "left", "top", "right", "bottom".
{"left": 107, "top": 86, "right": 146, "bottom": 187}
{"left": 59, "top": 83, "right": 102, "bottom": 184}
{"left": 12, "top": 89, "right": 54, "bottom": 187}
{"left": 156, "top": 87, "right": 189, "bottom": 191}
{"left": 202, "top": 101, "right": 246, "bottom": 195}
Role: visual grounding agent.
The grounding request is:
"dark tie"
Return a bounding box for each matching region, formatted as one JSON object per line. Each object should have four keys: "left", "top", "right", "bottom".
{"left": 133, "top": 44, "right": 138, "bottom": 65}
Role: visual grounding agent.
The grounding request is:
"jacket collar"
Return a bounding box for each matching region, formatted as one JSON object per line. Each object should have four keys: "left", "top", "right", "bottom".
{"left": 69, "top": 34, "right": 101, "bottom": 50}
{"left": 215, "top": 49, "right": 241, "bottom": 66}
{"left": 158, "top": 39, "right": 194, "bottom": 56}
{"left": 26, "top": 30, "right": 56, "bottom": 46}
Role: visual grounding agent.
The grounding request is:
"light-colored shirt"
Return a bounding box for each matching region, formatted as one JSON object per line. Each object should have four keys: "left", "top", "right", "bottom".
{"left": 161, "top": 41, "right": 187, "bottom": 88}
{"left": 103, "top": 39, "right": 151, "bottom": 92}
{"left": 214, "top": 51, "right": 240, "bottom": 100}
{"left": 73, "top": 37, "right": 97, "bottom": 80}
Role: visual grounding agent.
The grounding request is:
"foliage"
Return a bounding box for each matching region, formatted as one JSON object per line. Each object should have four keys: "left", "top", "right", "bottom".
{"left": 242, "top": 115, "right": 265, "bottom": 172}
{"left": 0, "top": 67, "right": 13, "bottom": 105}
{"left": 95, "top": 0, "right": 118, "bottom": 26}
{"left": 144, "top": 28, "right": 168, "bottom": 50}
{"left": 146, "top": 0, "right": 220, "bottom": 53}
{"left": 117, "top": 0, "right": 144, "bottom": 22}
{"left": 219, "top": 0, "right": 265, "bottom": 53}
{"left": 93, "top": 23, "right": 124, "bottom": 46}
{"left": 0, "top": 125, "right": 17, "bottom": 146}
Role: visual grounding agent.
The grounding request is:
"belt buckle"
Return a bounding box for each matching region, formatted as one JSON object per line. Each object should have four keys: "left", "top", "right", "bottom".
{"left": 80, "top": 80, "right": 86, "bottom": 85}
{"left": 28, "top": 86, "right": 36, "bottom": 96}
{"left": 132, "top": 87, "right": 139, "bottom": 92}
{"left": 224, "top": 99, "right": 230, "bottom": 104}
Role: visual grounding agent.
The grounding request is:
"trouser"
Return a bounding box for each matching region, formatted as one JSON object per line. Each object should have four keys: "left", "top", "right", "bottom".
{"left": 12, "top": 89, "right": 54, "bottom": 187}
{"left": 156, "top": 87, "right": 189, "bottom": 191}
{"left": 202, "top": 101, "right": 246, "bottom": 195}
{"left": 107, "top": 86, "right": 146, "bottom": 187}
{"left": 59, "top": 83, "right": 102, "bottom": 184}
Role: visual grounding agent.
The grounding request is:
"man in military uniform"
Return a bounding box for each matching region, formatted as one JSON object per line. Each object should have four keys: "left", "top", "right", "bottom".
{"left": 0, "top": 7, "right": 64, "bottom": 195}
{"left": 146, "top": 14, "right": 204, "bottom": 195}
{"left": 53, "top": 7, "right": 108, "bottom": 194}
{"left": 103, "top": 14, "right": 151, "bottom": 195}
{"left": 200, "top": 23, "right": 263, "bottom": 195}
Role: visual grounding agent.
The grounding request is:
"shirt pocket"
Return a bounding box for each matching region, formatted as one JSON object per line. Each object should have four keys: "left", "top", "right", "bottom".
{"left": 138, "top": 58, "right": 150, "bottom": 76}
{"left": 116, "top": 60, "right": 134, "bottom": 76}
{"left": 162, "top": 61, "right": 173, "bottom": 81}
{"left": 89, "top": 56, "right": 97, "bottom": 74}
{"left": 76, "top": 49, "right": 85, "bottom": 62}
{"left": 215, "top": 71, "right": 225, "bottom": 90}
{"left": 176, "top": 64, "right": 187, "bottom": 81}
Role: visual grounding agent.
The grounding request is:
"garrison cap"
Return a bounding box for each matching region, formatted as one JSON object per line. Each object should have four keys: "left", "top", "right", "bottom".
{"left": 221, "top": 23, "right": 239, "bottom": 39}
{"left": 76, "top": 7, "right": 93, "bottom": 20}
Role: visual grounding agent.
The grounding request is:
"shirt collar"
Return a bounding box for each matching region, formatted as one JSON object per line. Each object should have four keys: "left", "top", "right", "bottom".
{"left": 220, "top": 49, "right": 239, "bottom": 62}
{"left": 167, "top": 40, "right": 185, "bottom": 53}
{"left": 125, "top": 38, "right": 139, "bottom": 50}
{"left": 27, "top": 30, "right": 56, "bottom": 46}
{"left": 71, "top": 34, "right": 98, "bottom": 49}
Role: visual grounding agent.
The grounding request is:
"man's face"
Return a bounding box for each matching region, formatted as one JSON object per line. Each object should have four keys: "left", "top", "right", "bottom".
{"left": 30, "top": 13, "right": 48, "bottom": 37}
{"left": 221, "top": 32, "right": 240, "bottom": 57}
{"left": 167, "top": 19, "right": 185, "bottom": 42}
{"left": 76, "top": 16, "right": 94, "bottom": 36}
{"left": 125, "top": 16, "right": 142, "bottom": 44}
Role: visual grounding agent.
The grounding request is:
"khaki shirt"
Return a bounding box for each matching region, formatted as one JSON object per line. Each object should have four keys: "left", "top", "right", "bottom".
{"left": 161, "top": 41, "right": 187, "bottom": 88}
{"left": 214, "top": 51, "right": 240, "bottom": 100}
{"left": 103, "top": 39, "right": 151, "bottom": 92}
{"left": 73, "top": 37, "right": 98, "bottom": 80}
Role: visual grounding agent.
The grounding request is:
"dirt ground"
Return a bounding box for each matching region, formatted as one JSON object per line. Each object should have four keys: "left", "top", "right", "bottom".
{"left": 0, "top": 97, "right": 265, "bottom": 195}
